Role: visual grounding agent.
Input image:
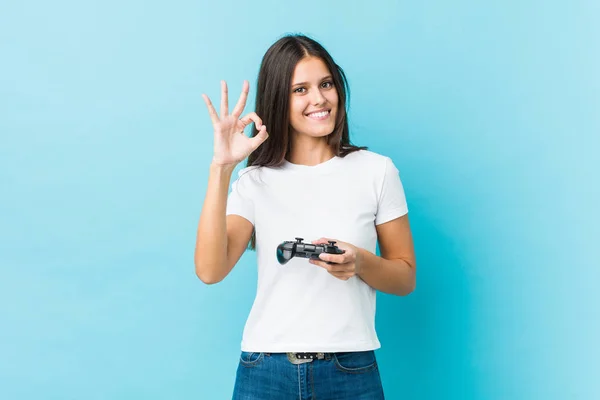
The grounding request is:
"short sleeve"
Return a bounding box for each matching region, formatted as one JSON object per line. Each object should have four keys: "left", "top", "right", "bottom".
{"left": 226, "top": 173, "right": 255, "bottom": 226}
{"left": 375, "top": 157, "right": 409, "bottom": 225}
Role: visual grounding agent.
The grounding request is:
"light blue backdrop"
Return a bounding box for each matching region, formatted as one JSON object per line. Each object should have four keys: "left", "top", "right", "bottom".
{"left": 1, "top": 0, "right": 598, "bottom": 399}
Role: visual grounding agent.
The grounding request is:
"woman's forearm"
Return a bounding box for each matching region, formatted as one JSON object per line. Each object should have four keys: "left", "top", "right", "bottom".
{"left": 357, "top": 248, "right": 416, "bottom": 296}
{"left": 194, "top": 162, "right": 236, "bottom": 283}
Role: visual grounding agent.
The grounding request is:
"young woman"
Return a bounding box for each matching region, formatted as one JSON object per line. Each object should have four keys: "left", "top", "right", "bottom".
{"left": 196, "top": 34, "right": 416, "bottom": 400}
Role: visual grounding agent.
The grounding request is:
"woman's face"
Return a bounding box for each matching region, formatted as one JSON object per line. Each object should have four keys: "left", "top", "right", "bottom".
{"left": 288, "top": 57, "right": 338, "bottom": 139}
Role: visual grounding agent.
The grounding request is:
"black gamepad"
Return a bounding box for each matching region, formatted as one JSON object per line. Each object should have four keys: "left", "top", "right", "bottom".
{"left": 276, "top": 237, "right": 345, "bottom": 265}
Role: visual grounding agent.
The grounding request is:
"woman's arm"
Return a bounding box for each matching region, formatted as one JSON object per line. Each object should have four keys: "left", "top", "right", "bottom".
{"left": 310, "top": 214, "right": 416, "bottom": 296}
{"left": 357, "top": 214, "right": 416, "bottom": 296}
{"left": 195, "top": 80, "right": 268, "bottom": 284}
{"left": 194, "top": 162, "right": 253, "bottom": 284}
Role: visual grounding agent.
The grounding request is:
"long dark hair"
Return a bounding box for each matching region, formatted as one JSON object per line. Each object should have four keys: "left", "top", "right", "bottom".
{"left": 246, "top": 34, "right": 367, "bottom": 250}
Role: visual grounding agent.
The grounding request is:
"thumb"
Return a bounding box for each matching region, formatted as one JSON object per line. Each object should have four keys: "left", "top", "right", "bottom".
{"left": 249, "top": 125, "right": 268, "bottom": 150}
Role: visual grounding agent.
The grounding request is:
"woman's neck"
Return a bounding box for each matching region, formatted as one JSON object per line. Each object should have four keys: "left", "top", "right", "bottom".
{"left": 286, "top": 135, "right": 334, "bottom": 166}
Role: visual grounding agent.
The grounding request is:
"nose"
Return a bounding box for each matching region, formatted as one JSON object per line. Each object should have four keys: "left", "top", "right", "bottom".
{"left": 310, "top": 88, "right": 326, "bottom": 106}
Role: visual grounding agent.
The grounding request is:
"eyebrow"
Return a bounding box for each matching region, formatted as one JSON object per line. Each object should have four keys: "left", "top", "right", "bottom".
{"left": 291, "top": 75, "right": 332, "bottom": 87}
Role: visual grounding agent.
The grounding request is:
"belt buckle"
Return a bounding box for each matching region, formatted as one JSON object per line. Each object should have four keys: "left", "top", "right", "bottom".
{"left": 286, "top": 352, "right": 324, "bottom": 364}
{"left": 287, "top": 353, "right": 312, "bottom": 364}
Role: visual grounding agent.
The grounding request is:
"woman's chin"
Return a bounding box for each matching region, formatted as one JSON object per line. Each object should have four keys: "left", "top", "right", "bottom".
{"left": 295, "top": 126, "right": 335, "bottom": 138}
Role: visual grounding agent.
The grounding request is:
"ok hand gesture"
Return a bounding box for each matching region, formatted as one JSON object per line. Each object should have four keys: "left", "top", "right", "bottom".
{"left": 202, "top": 80, "right": 269, "bottom": 167}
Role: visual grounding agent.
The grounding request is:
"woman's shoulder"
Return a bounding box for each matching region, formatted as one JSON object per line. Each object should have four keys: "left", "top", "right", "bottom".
{"left": 232, "top": 165, "right": 268, "bottom": 190}
{"left": 342, "top": 149, "right": 391, "bottom": 168}
{"left": 235, "top": 164, "right": 261, "bottom": 178}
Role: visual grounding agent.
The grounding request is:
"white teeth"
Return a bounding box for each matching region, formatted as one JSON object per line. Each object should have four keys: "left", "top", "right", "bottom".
{"left": 307, "top": 111, "right": 328, "bottom": 118}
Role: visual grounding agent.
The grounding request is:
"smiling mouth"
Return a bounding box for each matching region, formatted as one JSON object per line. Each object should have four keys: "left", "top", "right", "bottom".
{"left": 305, "top": 110, "right": 331, "bottom": 120}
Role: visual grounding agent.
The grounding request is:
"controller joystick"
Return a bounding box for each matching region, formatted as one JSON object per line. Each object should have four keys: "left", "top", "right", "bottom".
{"left": 276, "top": 237, "right": 345, "bottom": 265}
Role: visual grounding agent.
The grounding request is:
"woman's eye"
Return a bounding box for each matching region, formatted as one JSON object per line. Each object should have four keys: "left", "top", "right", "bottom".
{"left": 293, "top": 81, "right": 332, "bottom": 93}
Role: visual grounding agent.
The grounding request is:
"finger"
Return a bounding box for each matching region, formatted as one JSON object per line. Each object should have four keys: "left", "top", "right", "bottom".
{"left": 220, "top": 80, "right": 229, "bottom": 118}
{"left": 309, "top": 259, "right": 331, "bottom": 270}
{"left": 318, "top": 253, "right": 346, "bottom": 264}
{"left": 249, "top": 125, "right": 269, "bottom": 151}
{"left": 202, "top": 94, "right": 219, "bottom": 125}
{"left": 231, "top": 80, "right": 250, "bottom": 118}
{"left": 311, "top": 237, "right": 331, "bottom": 244}
{"left": 239, "top": 112, "right": 264, "bottom": 131}
{"left": 326, "top": 263, "right": 352, "bottom": 273}
{"left": 309, "top": 259, "right": 349, "bottom": 272}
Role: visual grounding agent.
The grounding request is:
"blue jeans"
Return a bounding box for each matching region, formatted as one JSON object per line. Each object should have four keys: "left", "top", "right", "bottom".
{"left": 232, "top": 351, "right": 385, "bottom": 399}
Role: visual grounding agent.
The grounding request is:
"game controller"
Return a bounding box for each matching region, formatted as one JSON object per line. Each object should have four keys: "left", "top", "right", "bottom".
{"left": 276, "top": 237, "right": 345, "bottom": 265}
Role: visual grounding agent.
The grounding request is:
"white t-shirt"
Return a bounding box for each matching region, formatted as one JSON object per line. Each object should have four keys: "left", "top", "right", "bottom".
{"left": 226, "top": 149, "right": 409, "bottom": 353}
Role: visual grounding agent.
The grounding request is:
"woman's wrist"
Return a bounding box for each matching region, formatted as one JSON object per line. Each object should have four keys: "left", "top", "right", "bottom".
{"left": 210, "top": 159, "right": 237, "bottom": 175}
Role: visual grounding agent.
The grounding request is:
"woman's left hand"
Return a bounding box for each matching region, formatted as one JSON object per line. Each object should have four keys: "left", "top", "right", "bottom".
{"left": 308, "top": 238, "right": 362, "bottom": 281}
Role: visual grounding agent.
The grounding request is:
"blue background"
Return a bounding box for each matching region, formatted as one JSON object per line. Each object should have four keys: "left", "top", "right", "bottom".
{"left": 1, "top": 0, "right": 598, "bottom": 399}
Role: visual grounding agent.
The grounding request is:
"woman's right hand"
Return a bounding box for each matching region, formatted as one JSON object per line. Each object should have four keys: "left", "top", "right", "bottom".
{"left": 202, "top": 80, "right": 269, "bottom": 167}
